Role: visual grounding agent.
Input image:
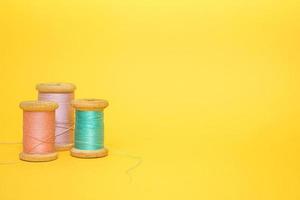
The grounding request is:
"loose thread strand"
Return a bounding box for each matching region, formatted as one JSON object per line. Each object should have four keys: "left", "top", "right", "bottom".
{"left": 111, "top": 150, "right": 143, "bottom": 182}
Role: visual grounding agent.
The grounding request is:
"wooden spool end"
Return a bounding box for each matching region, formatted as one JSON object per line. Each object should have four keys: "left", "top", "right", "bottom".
{"left": 56, "top": 143, "right": 74, "bottom": 151}
{"left": 70, "top": 148, "right": 108, "bottom": 158}
{"left": 72, "top": 99, "right": 109, "bottom": 111}
{"left": 19, "top": 152, "right": 58, "bottom": 162}
{"left": 36, "top": 82, "right": 76, "bottom": 93}
{"left": 19, "top": 100, "right": 58, "bottom": 112}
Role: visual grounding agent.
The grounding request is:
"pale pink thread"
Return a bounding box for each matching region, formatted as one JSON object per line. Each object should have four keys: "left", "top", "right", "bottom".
{"left": 38, "top": 93, "right": 74, "bottom": 146}
{"left": 23, "top": 111, "right": 55, "bottom": 154}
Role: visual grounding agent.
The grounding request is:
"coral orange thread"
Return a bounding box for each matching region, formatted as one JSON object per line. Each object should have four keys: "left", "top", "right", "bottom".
{"left": 23, "top": 111, "right": 55, "bottom": 154}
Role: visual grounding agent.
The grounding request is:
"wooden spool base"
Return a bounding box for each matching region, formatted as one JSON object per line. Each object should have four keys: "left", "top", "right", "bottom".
{"left": 19, "top": 152, "right": 58, "bottom": 162}
{"left": 55, "top": 143, "right": 73, "bottom": 151}
{"left": 70, "top": 147, "right": 108, "bottom": 158}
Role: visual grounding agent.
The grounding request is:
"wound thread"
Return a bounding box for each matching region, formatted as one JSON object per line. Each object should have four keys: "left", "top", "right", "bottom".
{"left": 75, "top": 110, "right": 104, "bottom": 150}
{"left": 38, "top": 93, "right": 74, "bottom": 146}
{"left": 23, "top": 111, "right": 55, "bottom": 154}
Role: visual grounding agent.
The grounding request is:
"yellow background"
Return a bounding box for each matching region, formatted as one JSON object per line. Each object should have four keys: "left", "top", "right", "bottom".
{"left": 0, "top": 0, "right": 300, "bottom": 199}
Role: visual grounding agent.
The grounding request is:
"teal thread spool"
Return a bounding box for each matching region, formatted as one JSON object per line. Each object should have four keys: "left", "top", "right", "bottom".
{"left": 71, "top": 99, "right": 109, "bottom": 158}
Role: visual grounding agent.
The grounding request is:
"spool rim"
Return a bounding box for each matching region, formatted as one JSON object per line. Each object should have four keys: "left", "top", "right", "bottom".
{"left": 19, "top": 100, "right": 58, "bottom": 111}
{"left": 72, "top": 99, "right": 109, "bottom": 111}
{"left": 70, "top": 147, "right": 108, "bottom": 158}
{"left": 55, "top": 143, "right": 73, "bottom": 151}
{"left": 19, "top": 152, "right": 58, "bottom": 162}
{"left": 36, "top": 82, "right": 76, "bottom": 93}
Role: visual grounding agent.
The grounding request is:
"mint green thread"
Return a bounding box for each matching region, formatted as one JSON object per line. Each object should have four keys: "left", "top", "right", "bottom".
{"left": 74, "top": 110, "right": 104, "bottom": 150}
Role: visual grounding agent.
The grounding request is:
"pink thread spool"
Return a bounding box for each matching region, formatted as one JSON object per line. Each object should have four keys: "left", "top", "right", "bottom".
{"left": 19, "top": 101, "right": 58, "bottom": 162}
{"left": 36, "top": 82, "right": 76, "bottom": 151}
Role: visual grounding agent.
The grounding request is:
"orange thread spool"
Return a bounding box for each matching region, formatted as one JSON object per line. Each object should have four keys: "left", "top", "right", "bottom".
{"left": 19, "top": 101, "right": 58, "bottom": 162}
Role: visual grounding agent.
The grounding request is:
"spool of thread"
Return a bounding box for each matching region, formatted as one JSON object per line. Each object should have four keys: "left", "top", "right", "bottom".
{"left": 19, "top": 101, "right": 58, "bottom": 162}
{"left": 36, "top": 82, "right": 76, "bottom": 151}
{"left": 71, "top": 99, "right": 109, "bottom": 158}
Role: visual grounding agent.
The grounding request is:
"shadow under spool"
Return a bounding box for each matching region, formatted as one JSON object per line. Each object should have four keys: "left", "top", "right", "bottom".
{"left": 71, "top": 99, "right": 109, "bottom": 158}
{"left": 19, "top": 101, "right": 58, "bottom": 162}
{"left": 36, "top": 82, "right": 76, "bottom": 151}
